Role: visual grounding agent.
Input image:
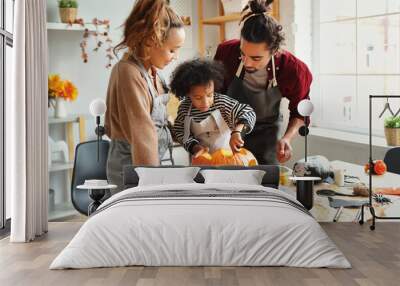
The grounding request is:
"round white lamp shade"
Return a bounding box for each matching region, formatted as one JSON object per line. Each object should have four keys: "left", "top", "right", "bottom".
{"left": 297, "top": 99, "right": 314, "bottom": 117}
{"left": 89, "top": 98, "right": 107, "bottom": 117}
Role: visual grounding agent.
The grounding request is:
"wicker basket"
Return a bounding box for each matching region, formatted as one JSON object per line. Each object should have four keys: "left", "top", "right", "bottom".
{"left": 59, "top": 8, "right": 77, "bottom": 23}
{"left": 384, "top": 127, "right": 400, "bottom": 146}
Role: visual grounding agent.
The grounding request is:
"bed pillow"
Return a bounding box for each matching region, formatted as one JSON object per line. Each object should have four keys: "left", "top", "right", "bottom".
{"left": 135, "top": 167, "right": 201, "bottom": 186}
{"left": 200, "top": 169, "right": 266, "bottom": 185}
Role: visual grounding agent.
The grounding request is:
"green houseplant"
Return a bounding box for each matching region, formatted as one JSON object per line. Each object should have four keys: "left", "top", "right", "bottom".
{"left": 58, "top": 0, "right": 78, "bottom": 23}
{"left": 384, "top": 116, "right": 400, "bottom": 146}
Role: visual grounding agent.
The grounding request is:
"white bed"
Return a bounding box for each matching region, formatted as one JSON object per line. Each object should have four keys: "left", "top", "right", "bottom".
{"left": 50, "top": 183, "right": 351, "bottom": 269}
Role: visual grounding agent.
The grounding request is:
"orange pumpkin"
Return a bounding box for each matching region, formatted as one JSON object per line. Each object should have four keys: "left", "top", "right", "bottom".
{"left": 364, "top": 160, "right": 387, "bottom": 175}
{"left": 192, "top": 148, "right": 258, "bottom": 166}
{"left": 211, "top": 149, "right": 243, "bottom": 165}
{"left": 231, "top": 148, "right": 258, "bottom": 166}
{"left": 191, "top": 149, "right": 213, "bottom": 166}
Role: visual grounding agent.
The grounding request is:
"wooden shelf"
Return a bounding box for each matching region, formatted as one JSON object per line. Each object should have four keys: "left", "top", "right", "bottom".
{"left": 202, "top": 13, "right": 241, "bottom": 25}
{"left": 48, "top": 114, "right": 87, "bottom": 163}
{"left": 49, "top": 161, "right": 74, "bottom": 172}
{"left": 48, "top": 114, "right": 90, "bottom": 124}
{"left": 47, "top": 22, "right": 99, "bottom": 32}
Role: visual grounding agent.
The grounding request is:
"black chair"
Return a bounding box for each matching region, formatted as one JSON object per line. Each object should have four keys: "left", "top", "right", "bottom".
{"left": 71, "top": 140, "right": 110, "bottom": 215}
{"left": 384, "top": 147, "right": 400, "bottom": 175}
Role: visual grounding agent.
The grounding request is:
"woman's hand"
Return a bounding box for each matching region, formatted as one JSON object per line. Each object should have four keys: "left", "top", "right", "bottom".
{"left": 230, "top": 132, "right": 244, "bottom": 153}
{"left": 192, "top": 144, "right": 209, "bottom": 158}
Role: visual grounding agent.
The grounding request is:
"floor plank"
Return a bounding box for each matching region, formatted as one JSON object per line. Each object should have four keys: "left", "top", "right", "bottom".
{"left": 0, "top": 222, "right": 399, "bottom": 286}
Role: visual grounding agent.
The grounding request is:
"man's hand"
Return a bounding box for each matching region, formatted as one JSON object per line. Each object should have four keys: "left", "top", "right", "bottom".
{"left": 192, "top": 144, "right": 209, "bottom": 158}
{"left": 230, "top": 132, "right": 244, "bottom": 152}
{"left": 276, "top": 138, "right": 293, "bottom": 163}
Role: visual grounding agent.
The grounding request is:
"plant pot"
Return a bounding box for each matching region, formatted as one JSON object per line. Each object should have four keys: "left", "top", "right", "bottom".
{"left": 384, "top": 127, "right": 400, "bottom": 146}
{"left": 55, "top": 97, "right": 68, "bottom": 118}
{"left": 59, "top": 8, "right": 77, "bottom": 23}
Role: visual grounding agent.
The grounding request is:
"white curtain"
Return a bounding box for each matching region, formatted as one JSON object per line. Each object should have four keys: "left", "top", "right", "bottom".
{"left": 8, "top": 0, "right": 49, "bottom": 242}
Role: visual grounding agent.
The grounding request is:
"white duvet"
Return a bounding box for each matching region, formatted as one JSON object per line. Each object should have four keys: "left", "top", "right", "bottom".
{"left": 50, "top": 183, "right": 351, "bottom": 269}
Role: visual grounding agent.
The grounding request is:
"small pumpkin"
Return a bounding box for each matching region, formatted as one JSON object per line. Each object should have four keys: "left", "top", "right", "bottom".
{"left": 192, "top": 148, "right": 258, "bottom": 166}
{"left": 364, "top": 160, "right": 387, "bottom": 175}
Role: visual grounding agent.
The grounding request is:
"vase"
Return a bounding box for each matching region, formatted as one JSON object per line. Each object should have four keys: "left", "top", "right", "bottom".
{"left": 55, "top": 97, "right": 68, "bottom": 118}
{"left": 59, "top": 8, "right": 77, "bottom": 23}
{"left": 384, "top": 127, "right": 400, "bottom": 146}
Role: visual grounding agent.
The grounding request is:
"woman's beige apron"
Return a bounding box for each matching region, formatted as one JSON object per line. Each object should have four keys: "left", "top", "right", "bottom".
{"left": 106, "top": 59, "right": 172, "bottom": 193}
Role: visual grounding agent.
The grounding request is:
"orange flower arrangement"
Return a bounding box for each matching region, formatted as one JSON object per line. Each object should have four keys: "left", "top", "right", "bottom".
{"left": 48, "top": 74, "right": 78, "bottom": 108}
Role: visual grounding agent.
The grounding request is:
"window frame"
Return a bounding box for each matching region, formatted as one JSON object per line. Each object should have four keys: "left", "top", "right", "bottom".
{"left": 1, "top": 0, "right": 14, "bottom": 232}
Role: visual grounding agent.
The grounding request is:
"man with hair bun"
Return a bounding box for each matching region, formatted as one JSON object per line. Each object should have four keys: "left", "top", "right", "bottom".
{"left": 215, "top": 0, "right": 312, "bottom": 165}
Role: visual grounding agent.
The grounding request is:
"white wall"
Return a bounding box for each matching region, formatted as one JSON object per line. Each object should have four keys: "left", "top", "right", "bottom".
{"left": 48, "top": 0, "right": 384, "bottom": 187}
{"left": 278, "top": 0, "right": 386, "bottom": 168}
{"left": 47, "top": 0, "right": 220, "bottom": 203}
{"left": 45, "top": 0, "right": 392, "bottom": 203}
{"left": 199, "top": 0, "right": 223, "bottom": 58}
{"left": 47, "top": 0, "right": 219, "bottom": 137}
{"left": 46, "top": 0, "right": 208, "bottom": 134}
{"left": 281, "top": 0, "right": 390, "bottom": 169}
{"left": 221, "top": 0, "right": 312, "bottom": 143}
{"left": 220, "top": 0, "right": 385, "bottom": 169}
{"left": 47, "top": 0, "right": 139, "bottom": 204}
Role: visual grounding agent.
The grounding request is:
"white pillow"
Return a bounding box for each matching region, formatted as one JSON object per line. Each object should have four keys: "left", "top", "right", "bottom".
{"left": 200, "top": 169, "right": 266, "bottom": 185}
{"left": 135, "top": 167, "right": 200, "bottom": 186}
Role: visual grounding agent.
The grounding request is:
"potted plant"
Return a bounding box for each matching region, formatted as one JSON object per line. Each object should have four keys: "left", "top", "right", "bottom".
{"left": 48, "top": 74, "right": 78, "bottom": 118}
{"left": 384, "top": 116, "right": 400, "bottom": 146}
{"left": 58, "top": 0, "right": 78, "bottom": 23}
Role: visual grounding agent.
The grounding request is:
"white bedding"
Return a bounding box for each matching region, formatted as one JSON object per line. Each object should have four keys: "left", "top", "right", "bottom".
{"left": 50, "top": 183, "right": 351, "bottom": 269}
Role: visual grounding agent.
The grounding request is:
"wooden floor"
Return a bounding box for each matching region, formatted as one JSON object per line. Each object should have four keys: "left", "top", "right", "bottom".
{"left": 0, "top": 222, "right": 399, "bottom": 286}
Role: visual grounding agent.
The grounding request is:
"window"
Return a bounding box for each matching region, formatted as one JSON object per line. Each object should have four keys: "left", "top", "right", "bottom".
{"left": 312, "top": 0, "right": 400, "bottom": 136}
{"left": 1, "top": 0, "right": 14, "bottom": 231}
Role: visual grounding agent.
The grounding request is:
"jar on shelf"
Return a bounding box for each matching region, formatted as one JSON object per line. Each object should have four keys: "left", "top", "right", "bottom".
{"left": 55, "top": 97, "right": 68, "bottom": 118}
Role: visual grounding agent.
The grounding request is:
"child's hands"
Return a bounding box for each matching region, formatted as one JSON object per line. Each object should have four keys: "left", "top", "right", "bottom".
{"left": 230, "top": 132, "right": 244, "bottom": 153}
{"left": 192, "top": 144, "right": 209, "bottom": 158}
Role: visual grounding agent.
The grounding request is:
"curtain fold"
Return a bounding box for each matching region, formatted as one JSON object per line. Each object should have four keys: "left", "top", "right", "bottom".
{"left": 9, "top": 0, "right": 48, "bottom": 242}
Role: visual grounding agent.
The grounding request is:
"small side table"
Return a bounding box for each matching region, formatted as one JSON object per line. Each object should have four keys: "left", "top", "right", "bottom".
{"left": 289, "top": 177, "right": 321, "bottom": 210}
{"left": 77, "top": 184, "right": 117, "bottom": 215}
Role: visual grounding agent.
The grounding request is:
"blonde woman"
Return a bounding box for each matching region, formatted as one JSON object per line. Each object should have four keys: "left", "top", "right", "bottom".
{"left": 105, "top": 0, "right": 185, "bottom": 192}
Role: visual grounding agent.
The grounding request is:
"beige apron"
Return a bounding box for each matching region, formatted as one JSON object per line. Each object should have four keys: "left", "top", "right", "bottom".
{"left": 106, "top": 58, "right": 172, "bottom": 193}
{"left": 227, "top": 55, "right": 283, "bottom": 164}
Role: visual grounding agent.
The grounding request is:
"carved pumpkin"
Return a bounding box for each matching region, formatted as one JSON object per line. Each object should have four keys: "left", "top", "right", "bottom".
{"left": 211, "top": 149, "right": 243, "bottom": 165}
{"left": 192, "top": 148, "right": 258, "bottom": 166}
{"left": 364, "top": 160, "right": 387, "bottom": 175}
{"left": 228, "top": 148, "right": 258, "bottom": 166}
{"left": 191, "top": 149, "right": 213, "bottom": 166}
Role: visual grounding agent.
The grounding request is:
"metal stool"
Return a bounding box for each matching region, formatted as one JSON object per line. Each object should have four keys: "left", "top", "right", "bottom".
{"left": 328, "top": 197, "right": 368, "bottom": 222}
{"left": 161, "top": 142, "right": 185, "bottom": 166}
